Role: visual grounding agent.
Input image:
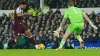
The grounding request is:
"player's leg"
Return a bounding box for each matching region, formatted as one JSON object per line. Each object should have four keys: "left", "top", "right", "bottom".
{"left": 23, "top": 24, "right": 36, "bottom": 45}
{"left": 12, "top": 30, "right": 20, "bottom": 43}
{"left": 74, "top": 23, "right": 84, "bottom": 48}
{"left": 74, "top": 33, "right": 84, "bottom": 48}
{"left": 24, "top": 29, "right": 32, "bottom": 37}
{"left": 58, "top": 30, "right": 72, "bottom": 50}
{"left": 57, "top": 25, "right": 74, "bottom": 50}
{"left": 12, "top": 24, "right": 21, "bottom": 43}
{"left": 22, "top": 24, "right": 33, "bottom": 38}
{"left": 24, "top": 29, "right": 36, "bottom": 45}
{"left": 15, "top": 36, "right": 20, "bottom": 42}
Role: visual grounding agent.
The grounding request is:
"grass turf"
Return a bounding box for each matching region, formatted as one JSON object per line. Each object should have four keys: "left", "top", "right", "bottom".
{"left": 0, "top": 49, "right": 100, "bottom": 56}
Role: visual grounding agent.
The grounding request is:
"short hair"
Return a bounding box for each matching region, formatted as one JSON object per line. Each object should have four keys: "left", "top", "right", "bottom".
{"left": 19, "top": 1, "right": 27, "bottom": 5}
{"left": 68, "top": 0, "right": 74, "bottom": 6}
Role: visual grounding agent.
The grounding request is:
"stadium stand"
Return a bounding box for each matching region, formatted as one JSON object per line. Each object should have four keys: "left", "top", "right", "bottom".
{"left": 44, "top": 0, "right": 100, "bottom": 8}
{"left": 0, "top": 0, "right": 100, "bottom": 10}
{"left": 0, "top": 0, "right": 100, "bottom": 49}
{"left": 0, "top": 0, "right": 40, "bottom": 10}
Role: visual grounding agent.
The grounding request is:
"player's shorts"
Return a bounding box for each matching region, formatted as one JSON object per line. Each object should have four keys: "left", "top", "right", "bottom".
{"left": 12, "top": 23, "right": 28, "bottom": 36}
{"left": 67, "top": 22, "right": 84, "bottom": 34}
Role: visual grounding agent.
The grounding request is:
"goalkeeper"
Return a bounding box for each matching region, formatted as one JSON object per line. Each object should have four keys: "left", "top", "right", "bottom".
{"left": 54, "top": 0, "right": 98, "bottom": 50}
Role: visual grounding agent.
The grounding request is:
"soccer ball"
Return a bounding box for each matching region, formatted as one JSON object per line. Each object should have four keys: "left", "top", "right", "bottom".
{"left": 38, "top": 44, "right": 45, "bottom": 50}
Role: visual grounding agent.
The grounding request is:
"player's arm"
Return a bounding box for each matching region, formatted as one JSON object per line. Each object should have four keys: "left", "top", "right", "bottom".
{"left": 57, "top": 10, "right": 68, "bottom": 32}
{"left": 57, "top": 18, "right": 67, "bottom": 32}
{"left": 54, "top": 11, "right": 68, "bottom": 37}
{"left": 9, "top": 12, "right": 14, "bottom": 21}
{"left": 9, "top": 12, "right": 15, "bottom": 24}
{"left": 54, "top": 18, "right": 67, "bottom": 37}
{"left": 16, "top": 9, "right": 32, "bottom": 17}
{"left": 17, "top": 13, "right": 31, "bottom": 17}
{"left": 82, "top": 12, "right": 98, "bottom": 29}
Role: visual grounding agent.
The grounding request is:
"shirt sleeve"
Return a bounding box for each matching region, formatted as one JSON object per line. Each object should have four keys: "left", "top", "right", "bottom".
{"left": 64, "top": 10, "right": 68, "bottom": 19}
{"left": 16, "top": 8, "right": 22, "bottom": 14}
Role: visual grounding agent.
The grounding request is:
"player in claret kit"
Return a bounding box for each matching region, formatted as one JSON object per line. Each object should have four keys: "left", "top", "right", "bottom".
{"left": 10, "top": 1, "right": 36, "bottom": 45}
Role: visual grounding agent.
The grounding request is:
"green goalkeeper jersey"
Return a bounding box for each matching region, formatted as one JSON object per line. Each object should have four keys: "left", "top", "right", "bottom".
{"left": 64, "top": 7, "right": 84, "bottom": 24}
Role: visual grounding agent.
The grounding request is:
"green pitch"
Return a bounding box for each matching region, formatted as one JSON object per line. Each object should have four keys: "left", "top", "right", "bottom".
{"left": 0, "top": 49, "right": 100, "bottom": 56}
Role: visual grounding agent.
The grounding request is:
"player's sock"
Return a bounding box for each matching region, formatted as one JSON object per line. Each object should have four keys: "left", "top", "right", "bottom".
{"left": 76, "top": 35, "right": 82, "bottom": 42}
{"left": 28, "top": 36, "right": 36, "bottom": 45}
{"left": 76, "top": 35, "right": 84, "bottom": 48}
{"left": 59, "top": 40, "right": 65, "bottom": 48}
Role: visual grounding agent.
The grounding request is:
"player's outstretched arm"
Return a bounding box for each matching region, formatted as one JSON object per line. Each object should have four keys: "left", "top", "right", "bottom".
{"left": 82, "top": 13, "right": 98, "bottom": 29}
{"left": 54, "top": 18, "right": 67, "bottom": 37}
{"left": 17, "top": 13, "right": 32, "bottom": 17}
{"left": 58, "top": 18, "right": 67, "bottom": 31}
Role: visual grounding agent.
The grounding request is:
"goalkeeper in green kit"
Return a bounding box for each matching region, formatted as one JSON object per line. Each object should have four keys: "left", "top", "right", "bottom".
{"left": 54, "top": 0, "right": 98, "bottom": 50}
